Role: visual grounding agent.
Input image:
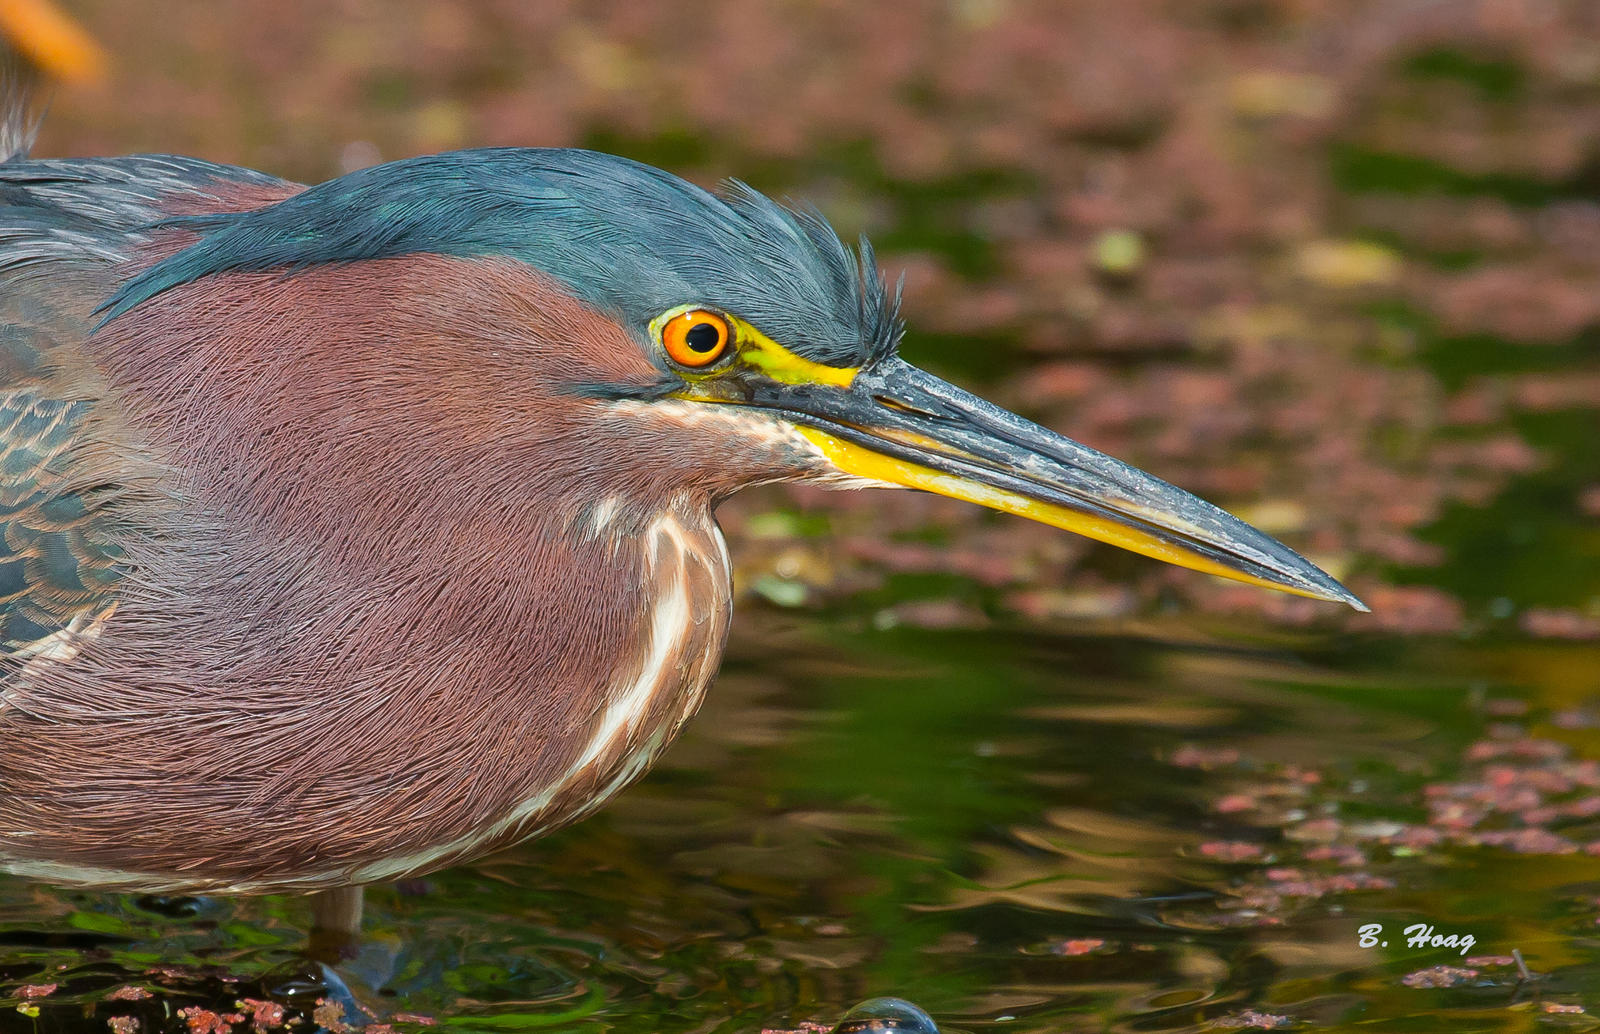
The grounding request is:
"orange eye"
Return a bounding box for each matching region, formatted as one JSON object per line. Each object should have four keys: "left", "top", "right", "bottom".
{"left": 661, "top": 310, "right": 731, "bottom": 368}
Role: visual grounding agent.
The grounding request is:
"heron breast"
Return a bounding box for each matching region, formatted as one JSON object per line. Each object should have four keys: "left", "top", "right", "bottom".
{"left": 558, "top": 505, "right": 732, "bottom": 814}
{"left": 347, "top": 503, "right": 732, "bottom": 884}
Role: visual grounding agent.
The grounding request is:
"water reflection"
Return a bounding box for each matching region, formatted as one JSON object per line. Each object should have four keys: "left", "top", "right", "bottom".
{"left": 0, "top": 614, "right": 1593, "bottom": 1031}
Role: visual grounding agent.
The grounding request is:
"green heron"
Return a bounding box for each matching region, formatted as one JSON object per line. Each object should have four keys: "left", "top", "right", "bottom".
{"left": 0, "top": 89, "right": 1363, "bottom": 938}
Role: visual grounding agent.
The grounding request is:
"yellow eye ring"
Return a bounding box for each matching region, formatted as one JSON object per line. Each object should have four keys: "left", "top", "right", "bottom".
{"left": 661, "top": 309, "right": 731, "bottom": 368}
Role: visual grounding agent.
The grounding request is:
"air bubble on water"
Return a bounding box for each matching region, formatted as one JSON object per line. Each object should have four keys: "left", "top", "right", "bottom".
{"left": 831, "top": 996, "right": 939, "bottom": 1034}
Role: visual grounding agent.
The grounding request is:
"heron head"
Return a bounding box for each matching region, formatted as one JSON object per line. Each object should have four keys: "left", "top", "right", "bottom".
{"left": 105, "top": 148, "right": 1363, "bottom": 608}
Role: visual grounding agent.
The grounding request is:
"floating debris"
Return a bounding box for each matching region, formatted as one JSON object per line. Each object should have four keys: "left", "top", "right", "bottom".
{"left": 1401, "top": 966, "right": 1481, "bottom": 989}
{"left": 1209, "top": 1010, "right": 1295, "bottom": 1030}
{"left": 1052, "top": 938, "right": 1107, "bottom": 956}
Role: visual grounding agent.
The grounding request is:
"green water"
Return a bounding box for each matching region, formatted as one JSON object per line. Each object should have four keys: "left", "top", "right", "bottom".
{"left": 0, "top": 615, "right": 1597, "bottom": 1032}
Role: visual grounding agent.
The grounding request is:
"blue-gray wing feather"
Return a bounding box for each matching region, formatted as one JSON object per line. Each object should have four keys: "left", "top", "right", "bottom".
{"left": 0, "top": 152, "right": 287, "bottom": 657}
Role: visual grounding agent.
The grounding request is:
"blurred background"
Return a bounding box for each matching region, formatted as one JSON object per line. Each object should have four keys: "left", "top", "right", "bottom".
{"left": 5, "top": 2, "right": 1600, "bottom": 1033}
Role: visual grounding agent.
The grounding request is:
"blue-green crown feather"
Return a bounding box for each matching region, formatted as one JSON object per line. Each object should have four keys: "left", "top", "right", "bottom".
{"left": 102, "top": 148, "right": 901, "bottom": 366}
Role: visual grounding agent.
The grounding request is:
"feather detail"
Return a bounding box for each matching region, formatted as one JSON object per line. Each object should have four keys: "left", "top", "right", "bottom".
{"left": 1, "top": 56, "right": 38, "bottom": 163}
{"left": 98, "top": 148, "right": 901, "bottom": 367}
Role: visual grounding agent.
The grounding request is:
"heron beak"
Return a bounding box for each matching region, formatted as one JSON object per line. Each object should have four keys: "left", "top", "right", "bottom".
{"left": 741, "top": 357, "right": 1366, "bottom": 610}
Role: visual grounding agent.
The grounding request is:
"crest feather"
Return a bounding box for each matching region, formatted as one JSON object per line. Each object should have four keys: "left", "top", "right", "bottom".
{"left": 1, "top": 60, "right": 40, "bottom": 163}
{"left": 100, "top": 148, "right": 903, "bottom": 367}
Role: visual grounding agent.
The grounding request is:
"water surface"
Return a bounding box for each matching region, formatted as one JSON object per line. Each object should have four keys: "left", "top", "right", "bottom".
{"left": 2, "top": 613, "right": 1596, "bottom": 1032}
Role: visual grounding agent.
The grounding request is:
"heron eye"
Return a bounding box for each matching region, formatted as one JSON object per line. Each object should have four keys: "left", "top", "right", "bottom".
{"left": 661, "top": 309, "right": 731, "bottom": 368}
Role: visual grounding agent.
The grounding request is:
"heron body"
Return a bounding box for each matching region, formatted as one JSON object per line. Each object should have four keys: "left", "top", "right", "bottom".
{"left": 0, "top": 97, "right": 1362, "bottom": 913}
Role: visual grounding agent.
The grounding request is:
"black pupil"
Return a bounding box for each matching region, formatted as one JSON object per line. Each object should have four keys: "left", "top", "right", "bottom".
{"left": 685, "top": 322, "right": 721, "bottom": 353}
